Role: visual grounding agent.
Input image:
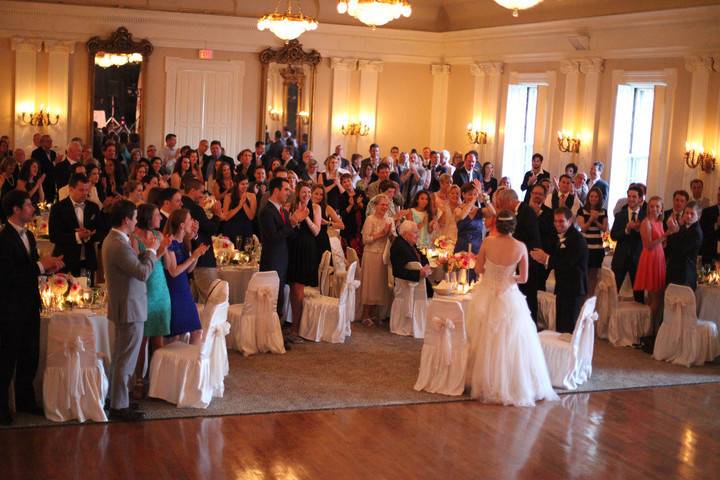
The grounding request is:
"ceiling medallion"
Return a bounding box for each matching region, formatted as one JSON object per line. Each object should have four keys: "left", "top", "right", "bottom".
{"left": 258, "top": 0, "right": 318, "bottom": 41}
{"left": 494, "top": 0, "right": 543, "bottom": 17}
{"left": 336, "top": 0, "right": 412, "bottom": 29}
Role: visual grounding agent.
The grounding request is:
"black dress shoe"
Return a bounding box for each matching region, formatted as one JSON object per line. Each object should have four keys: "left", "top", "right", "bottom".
{"left": 16, "top": 405, "right": 44, "bottom": 416}
{"left": 109, "top": 408, "right": 146, "bottom": 421}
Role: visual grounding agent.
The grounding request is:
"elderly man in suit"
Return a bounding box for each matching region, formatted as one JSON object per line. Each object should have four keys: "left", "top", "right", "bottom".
{"left": 0, "top": 190, "right": 64, "bottom": 425}
{"left": 666, "top": 202, "right": 703, "bottom": 290}
{"left": 258, "top": 177, "right": 308, "bottom": 342}
{"left": 391, "top": 220, "right": 433, "bottom": 298}
{"left": 452, "top": 151, "right": 481, "bottom": 187}
{"left": 102, "top": 200, "right": 159, "bottom": 421}
{"left": 531, "top": 207, "right": 589, "bottom": 333}
{"left": 49, "top": 173, "right": 103, "bottom": 278}
{"left": 610, "top": 185, "right": 646, "bottom": 303}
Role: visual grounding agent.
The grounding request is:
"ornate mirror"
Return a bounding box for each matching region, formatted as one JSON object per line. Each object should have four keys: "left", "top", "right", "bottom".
{"left": 259, "top": 40, "right": 321, "bottom": 148}
{"left": 87, "top": 27, "right": 153, "bottom": 149}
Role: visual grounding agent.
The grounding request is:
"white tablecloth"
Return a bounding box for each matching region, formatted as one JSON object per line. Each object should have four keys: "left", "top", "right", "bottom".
{"left": 35, "top": 309, "right": 114, "bottom": 399}
{"left": 696, "top": 285, "right": 720, "bottom": 330}
{"left": 218, "top": 264, "right": 259, "bottom": 304}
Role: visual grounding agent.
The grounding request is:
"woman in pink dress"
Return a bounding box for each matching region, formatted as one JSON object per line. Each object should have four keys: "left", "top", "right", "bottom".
{"left": 633, "top": 196, "right": 670, "bottom": 329}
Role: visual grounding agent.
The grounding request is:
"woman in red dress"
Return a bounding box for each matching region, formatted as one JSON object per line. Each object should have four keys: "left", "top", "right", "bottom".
{"left": 633, "top": 196, "right": 670, "bottom": 329}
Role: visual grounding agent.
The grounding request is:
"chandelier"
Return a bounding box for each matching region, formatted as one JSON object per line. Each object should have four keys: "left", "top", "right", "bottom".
{"left": 258, "top": 0, "right": 318, "bottom": 41}
{"left": 337, "top": 0, "right": 412, "bottom": 28}
{"left": 494, "top": 0, "right": 543, "bottom": 17}
{"left": 94, "top": 53, "right": 143, "bottom": 69}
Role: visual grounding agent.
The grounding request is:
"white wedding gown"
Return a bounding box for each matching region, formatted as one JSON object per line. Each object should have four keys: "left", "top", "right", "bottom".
{"left": 467, "top": 259, "right": 559, "bottom": 407}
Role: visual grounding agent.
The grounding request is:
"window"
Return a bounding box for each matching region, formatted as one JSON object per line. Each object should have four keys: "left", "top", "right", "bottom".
{"left": 502, "top": 84, "right": 538, "bottom": 189}
{"left": 608, "top": 85, "right": 655, "bottom": 220}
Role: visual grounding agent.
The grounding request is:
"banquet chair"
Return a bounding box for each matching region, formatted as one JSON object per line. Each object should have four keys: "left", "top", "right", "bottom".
{"left": 653, "top": 284, "right": 720, "bottom": 367}
{"left": 328, "top": 236, "right": 347, "bottom": 297}
{"left": 345, "top": 247, "right": 362, "bottom": 322}
{"left": 299, "top": 262, "right": 359, "bottom": 343}
{"left": 414, "top": 300, "right": 467, "bottom": 396}
{"left": 389, "top": 261, "right": 428, "bottom": 338}
{"left": 305, "top": 251, "right": 333, "bottom": 298}
{"left": 227, "top": 271, "right": 286, "bottom": 356}
{"left": 42, "top": 314, "right": 108, "bottom": 423}
{"left": 539, "top": 296, "right": 597, "bottom": 390}
{"left": 537, "top": 290, "right": 556, "bottom": 331}
{"left": 596, "top": 267, "right": 652, "bottom": 346}
{"left": 198, "top": 279, "right": 231, "bottom": 397}
{"left": 148, "top": 297, "right": 230, "bottom": 409}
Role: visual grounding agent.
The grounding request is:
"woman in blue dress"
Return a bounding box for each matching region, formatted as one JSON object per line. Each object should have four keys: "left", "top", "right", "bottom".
{"left": 132, "top": 203, "right": 172, "bottom": 398}
{"left": 454, "top": 183, "right": 495, "bottom": 280}
{"left": 163, "top": 208, "right": 208, "bottom": 345}
{"left": 221, "top": 173, "right": 257, "bottom": 247}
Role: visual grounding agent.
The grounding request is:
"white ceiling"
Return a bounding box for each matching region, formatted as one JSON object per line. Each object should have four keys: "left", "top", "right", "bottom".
{"left": 20, "top": 0, "right": 720, "bottom": 31}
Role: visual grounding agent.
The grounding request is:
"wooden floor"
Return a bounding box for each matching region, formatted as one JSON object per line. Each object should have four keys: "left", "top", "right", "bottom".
{"left": 1, "top": 383, "right": 718, "bottom": 479}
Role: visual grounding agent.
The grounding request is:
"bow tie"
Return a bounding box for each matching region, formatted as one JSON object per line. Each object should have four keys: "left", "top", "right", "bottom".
{"left": 72, "top": 202, "right": 85, "bottom": 209}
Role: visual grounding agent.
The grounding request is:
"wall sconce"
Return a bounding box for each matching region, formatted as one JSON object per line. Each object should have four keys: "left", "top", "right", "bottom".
{"left": 19, "top": 105, "right": 60, "bottom": 127}
{"left": 557, "top": 130, "right": 580, "bottom": 153}
{"left": 298, "top": 111, "right": 310, "bottom": 125}
{"left": 466, "top": 123, "right": 488, "bottom": 145}
{"left": 341, "top": 122, "right": 370, "bottom": 136}
{"left": 685, "top": 142, "right": 716, "bottom": 173}
{"left": 268, "top": 107, "right": 282, "bottom": 121}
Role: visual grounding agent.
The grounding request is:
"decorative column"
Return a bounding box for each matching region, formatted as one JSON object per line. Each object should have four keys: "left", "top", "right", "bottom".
{"left": 356, "top": 59, "right": 383, "bottom": 155}
{"left": 470, "top": 62, "right": 503, "bottom": 162}
{"left": 45, "top": 40, "right": 75, "bottom": 148}
{"left": 329, "top": 57, "right": 357, "bottom": 156}
{"left": 578, "top": 58, "right": 604, "bottom": 170}
{"left": 429, "top": 64, "right": 450, "bottom": 149}
{"left": 11, "top": 37, "right": 43, "bottom": 153}
{"left": 683, "top": 55, "right": 714, "bottom": 188}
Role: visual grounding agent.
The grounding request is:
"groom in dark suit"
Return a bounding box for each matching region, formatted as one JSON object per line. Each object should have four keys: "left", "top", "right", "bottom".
{"left": 531, "top": 207, "right": 589, "bottom": 333}
{"left": 258, "top": 177, "right": 307, "bottom": 322}
{"left": 0, "top": 190, "right": 64, "bottom": 425}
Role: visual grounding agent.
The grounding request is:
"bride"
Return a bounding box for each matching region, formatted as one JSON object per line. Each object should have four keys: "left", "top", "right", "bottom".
{"left": 467, "top": 210, "right": 558, "bottom": 407}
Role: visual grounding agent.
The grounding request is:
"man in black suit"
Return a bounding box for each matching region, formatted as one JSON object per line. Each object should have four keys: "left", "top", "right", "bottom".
{"left": 266, "top": 131, "right": 285, "bottom": 167}
{"left": 252, "top": 141, "right": 268, "bottom": 172}
{"left": 49, "top": 173, "right": 103, "bottom": 278}
{"left": 182, "top": 179, "right": 223, "bottom": 303}
{"left": 281, "top": 145, "right": 302, "bottom": 177}
{"left": 202, "top": 140, "right": 234, "bottom": 181}
{"left": 0, "top": 190, "right": 64, "bottom": 424}
{"left": 391, "top": 220, "right": 434, "bottom": 298}
{"left": 587, "top": 161, "right": 609, "bottom": 209}
{"left": 158, "top": 187, "right": 183, "bottom": 231}
{"left": 496, "top": 188, "right": 542, "bottom": 323}
{"left": 700, "top": 186, "right": 720, "bottom": 265}
{"left": 528, "top": 183, "right": 556, "bottom": 290}
{"left": 54, "top": 141, "right": 83, "bottom": 192}
{"left": 666, "top": 202, "right": 703, "bottom": 290}
{"left": 520, "top": 153, "right": 550, "bottom": 203}
{"left": 236, "top": 148, "right": 256, "bottom": 180}
{"left": 258, "top": 177, "right": 308, "bottom": 322}
{"left": 531, "top": 207, "right": 589, "bottom": 333}
{"left": 31, "top": 134, "right": 57, "bottom": 202}
{"left": 610, "top": 185, "right": 646, "bottom": 303}
{"left": 663, "top": 190, "right": 689, "bottom": 231}
{"left": 452, "top": 151, "right": 481, "bottom": 187}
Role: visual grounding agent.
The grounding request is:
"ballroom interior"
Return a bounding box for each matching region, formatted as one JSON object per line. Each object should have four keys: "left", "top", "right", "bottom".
{"left": 1, "top": 0, "right": 720, "bottom": 478}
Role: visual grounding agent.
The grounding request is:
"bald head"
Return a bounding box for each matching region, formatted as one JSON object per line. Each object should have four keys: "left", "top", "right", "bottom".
{"left": 67, "top": 141, "right": 82, "bottom": 162}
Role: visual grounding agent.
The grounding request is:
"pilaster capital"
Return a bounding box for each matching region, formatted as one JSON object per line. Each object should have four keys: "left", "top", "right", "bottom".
{"left": 684, "top": 55, "right": 713, "bottom": 73}
{"left": 712, "top": 54, "right": 720, "bottom": 73}
{"left": 560, "top": 59, "right": 581, "bottom": 75}
{"left": 358, "top": 59, "right": 384, "bottom": 73}
{"left": 10, "top": 37, "right": 43, "bottom": 53}
{"left": 431, "top": 64, "right": 451, "bottom": 75}
{"left": 578, "top": 57, "right": 604, "bottom": 74}
{"left": 330, "top": 57, "right": 358, "bottom": 71}
{"left": 44, "top": 40, "right": 76, "bottom": 55}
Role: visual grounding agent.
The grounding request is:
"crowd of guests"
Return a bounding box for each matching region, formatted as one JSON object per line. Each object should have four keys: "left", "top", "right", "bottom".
{"left": 0, "top": 126, "right": 718, "bottom": 424}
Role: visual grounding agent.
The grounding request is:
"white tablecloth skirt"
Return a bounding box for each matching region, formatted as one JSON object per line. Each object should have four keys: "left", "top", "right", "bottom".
{"left": 696, "top": 285, "right": 720, "bottom": 330}
{"left": 218, "top": 265, "right": 259, "bottom": 304}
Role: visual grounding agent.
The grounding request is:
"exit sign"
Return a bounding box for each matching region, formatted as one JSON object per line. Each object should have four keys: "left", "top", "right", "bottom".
{"left": 198, "top": 49, "right": 213, "bottom": 60}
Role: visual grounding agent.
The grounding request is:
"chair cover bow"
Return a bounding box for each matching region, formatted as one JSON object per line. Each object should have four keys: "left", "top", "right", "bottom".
{"left": 431, "top": 316, "right": 456, "bottom": 366}
{"left": 63, "top": 337, "right": 86, "bottom": 407}
{"left": 214, "top": 321, "right": 231, "bottom": 336}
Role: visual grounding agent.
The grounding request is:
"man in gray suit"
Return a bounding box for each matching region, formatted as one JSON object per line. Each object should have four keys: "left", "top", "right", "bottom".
{"left": 102, "top": 200, "right": 159, "bottom": 421}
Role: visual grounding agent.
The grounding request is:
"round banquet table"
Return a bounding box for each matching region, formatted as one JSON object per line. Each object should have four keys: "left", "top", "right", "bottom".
{"left": 696, "top": 285, "right": 720, "bottom": 330}
{"left": 218, "top": 264, "right": 259, "bottom": 304}
{"left": 34, "top": 308, "right": 114, "bottom": 400}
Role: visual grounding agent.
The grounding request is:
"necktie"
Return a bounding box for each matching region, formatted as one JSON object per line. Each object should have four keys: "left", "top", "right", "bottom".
{"left": 560, "top": 194, "right": 566, "bottom": 206}
{"left": 280, "top": 208, "right": 286, "bottom": 224}
{"left": 631, "top": 211, "right": 637, "bottom": 223}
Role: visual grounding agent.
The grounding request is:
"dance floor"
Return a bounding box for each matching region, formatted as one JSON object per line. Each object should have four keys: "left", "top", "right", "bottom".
{"left": 2, "top": 383, "right": 718, "bottom": 479}
{"left": 4, "top": 323, "right": 720, "bottom": 428}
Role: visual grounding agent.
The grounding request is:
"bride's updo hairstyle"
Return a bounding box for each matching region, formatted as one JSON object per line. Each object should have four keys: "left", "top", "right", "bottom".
{"left": 495, "top": 210, "right": 517, "bottom": 235}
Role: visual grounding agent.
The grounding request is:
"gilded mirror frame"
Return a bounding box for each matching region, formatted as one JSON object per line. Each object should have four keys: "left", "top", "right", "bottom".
{"left": 258, "top": 40, "right": 321, "bottom": 149}
{"left": 86, "top": 27, "right": 153, "bottom": 146}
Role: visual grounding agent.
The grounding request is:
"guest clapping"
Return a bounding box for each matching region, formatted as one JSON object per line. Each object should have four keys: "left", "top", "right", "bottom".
{"left": 666, "top": 202, "right": 703, "bottom": 290}
{"left": 634, "top": 196, "right": 669, "bottom": 330}
{"left": 221, "top": 173, "right": 257, "bottom": 246}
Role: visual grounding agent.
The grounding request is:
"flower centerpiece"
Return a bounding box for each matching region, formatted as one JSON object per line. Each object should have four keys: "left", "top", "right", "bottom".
{"left": 212, "top": 235, "right": 236, "bottom": 266}
{"left": 40, "top": 273, "right": 90, "bottom": 311}
{"left": 602, "top": 231, "right": 615, "bottom": 254}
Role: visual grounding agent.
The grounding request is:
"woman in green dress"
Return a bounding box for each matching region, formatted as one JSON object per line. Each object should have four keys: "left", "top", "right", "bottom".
{"left": 132, "top": 203, "right": 172, "bottom": 398}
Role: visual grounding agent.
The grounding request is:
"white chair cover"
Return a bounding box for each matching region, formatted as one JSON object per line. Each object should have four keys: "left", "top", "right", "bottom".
{"left": 42, "top": 313, "right": 108, "bottom": 422}
{"left": 389, "top": 261, "right": 428, "bottom": 338}
{"left": 199, "top": 279, "right": 231, "bottom": 397}
{"left": 299, "top": 262, "right": 358, "bottom": 343}
{"left": 414, "top": 300, "right": 467, "bottom": 396}
{"left": 345, "top": 247, "right": 362, "bottom": 321}
{"left": 537, "top": 290, "right": 556, "bottom": 331}
{"left": 148, "top": 294, "right": 229, "bottom": 409}
{"left": 653, "top": 284, "right": 720, "bottom": 367}
{"left": 539, "top": 297, "right": 597, "bottom": 390}
{"left": 228, "top": 271, "right": 286, "bottom": 356}
{"left": 305, "top": 250, "right": 333, "bottom": 299}
{"left": 597, "top": 267, "right": 652, "bottom": 346}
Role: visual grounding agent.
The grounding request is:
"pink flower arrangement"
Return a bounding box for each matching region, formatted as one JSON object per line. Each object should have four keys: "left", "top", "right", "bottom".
{"left": 450, "top": 251, "right": 476, "bottom": 271}
{"left": 434, "top": 235, "right": 455, "bottom": 252}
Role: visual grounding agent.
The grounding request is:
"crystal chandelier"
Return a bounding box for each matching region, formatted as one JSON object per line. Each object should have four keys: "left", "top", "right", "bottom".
{"left": 258, "top": 0, "right": 318, "bottom": 41}
{"left": 494, "top": 0, "right": 543, "bottom": 17}
{"left": 337, "top": 0, "right": 412, "bottom": 28}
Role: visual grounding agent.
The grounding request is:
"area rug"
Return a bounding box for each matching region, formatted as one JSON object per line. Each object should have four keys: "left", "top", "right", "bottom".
{"left": 5, "top": 324, "right": 720, "bottom": 428}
